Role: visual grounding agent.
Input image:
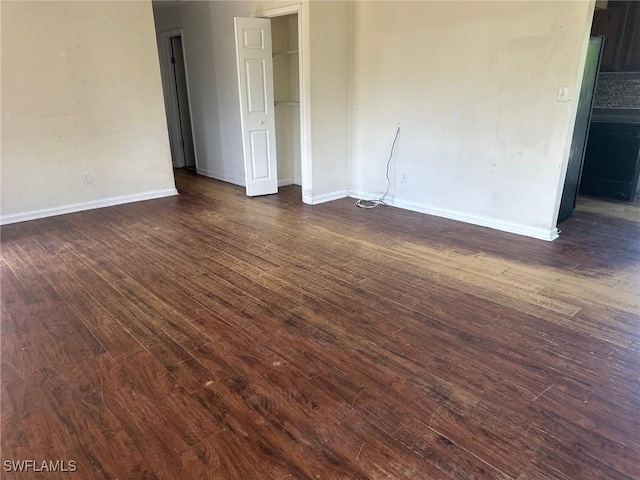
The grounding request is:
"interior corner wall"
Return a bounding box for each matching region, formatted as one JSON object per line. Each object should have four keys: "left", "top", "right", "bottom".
{"left": 348, "top": 1, "right": 595, "bottom": 240}
{"left": 1, "top": 1, "right": 176, "bottom": 224}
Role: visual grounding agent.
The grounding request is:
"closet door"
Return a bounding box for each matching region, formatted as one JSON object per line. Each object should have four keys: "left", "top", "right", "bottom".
{"left": 234, "top": 17, "right": 278, "bottom": 196}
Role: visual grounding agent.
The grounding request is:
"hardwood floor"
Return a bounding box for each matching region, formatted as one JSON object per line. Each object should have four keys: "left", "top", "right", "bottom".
{"left": 1, "top": 169, "right": 638, "bottom": 479}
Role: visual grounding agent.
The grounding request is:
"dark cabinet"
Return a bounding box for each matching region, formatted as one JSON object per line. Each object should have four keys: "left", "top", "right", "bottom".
{"left": 591, "top": 2, "right": 640, "bottom": 72}
{"left": 621, "top": 4, "right": 640, "bottom": 71}
{"left": 580, "top": 122, "right": 640, "bottom": 201}
{"left": 592, "top": 2, "right": 629, "bottom": 71}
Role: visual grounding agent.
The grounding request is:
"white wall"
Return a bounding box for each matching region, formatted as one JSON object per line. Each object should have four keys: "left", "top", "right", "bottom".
{"left": 1, "top": 1, "right": 176, "bottom": 224}
{"left": 349, "top": 1, "right": 595, "bottom": 240}
{"left": 151, "top": 0, "right": 594, "bottom": 240}
{"left": 152, "top": 0, "right": 350, "bottom": 200}
{"left": 308, "top": 1, "right": 350, "bottom": 200}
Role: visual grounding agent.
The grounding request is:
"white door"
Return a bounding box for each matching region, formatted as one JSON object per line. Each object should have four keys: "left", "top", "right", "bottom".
{"left": 234, "top": 17, "right": 278, "bottom": 197}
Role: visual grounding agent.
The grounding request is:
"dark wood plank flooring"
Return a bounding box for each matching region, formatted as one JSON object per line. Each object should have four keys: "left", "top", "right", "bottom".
{"left": 1, "top": 169, "right": 639, "bottom": 479}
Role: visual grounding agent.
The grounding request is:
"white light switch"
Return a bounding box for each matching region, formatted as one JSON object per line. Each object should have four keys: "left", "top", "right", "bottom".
{"left": 556, "top": 86, "right": 570, "bottom": 102}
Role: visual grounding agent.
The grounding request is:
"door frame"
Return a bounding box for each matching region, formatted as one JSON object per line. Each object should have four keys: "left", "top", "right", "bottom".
{"left": 158, "top": 28, "right": 199, "bottom": 171}
{"left": 251, "top": 4, "right": 313, "bottom": 203}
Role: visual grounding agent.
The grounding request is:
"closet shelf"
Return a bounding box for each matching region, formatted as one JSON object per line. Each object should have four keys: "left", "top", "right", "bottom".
{"left": 273, "top": 50, "right": 299, "bottom": 56}
{"left": 275, "top": 101, "right": 300, "bottom": 107}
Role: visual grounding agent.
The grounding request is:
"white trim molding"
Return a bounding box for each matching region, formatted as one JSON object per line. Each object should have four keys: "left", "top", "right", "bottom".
{"left": 196, "top": 168, "right": 245, "bottom": 187}
{"left": 277, "top": 178, "right": 302, "bottom": 187}
{"left": 306, "top": 190, "right": 349, "bottom": 205}
{"left": 278, "top": 178, "right": 295, "bottom": 187}
{"left": 348, "top": 191, "right": 559, "bottom": 242}
{"left": 0, "top": 188, "right": 178, "bottom": 226}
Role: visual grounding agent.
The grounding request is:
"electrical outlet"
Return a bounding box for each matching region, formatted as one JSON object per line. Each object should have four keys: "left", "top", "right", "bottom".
{"left": 81, "top": 173, "right": 91, "bottom": 185}
{"left": 556, "top": 86, "right": 570, "bottom": 102}
{"left": 400, "top": 172, "right": 408, "bottom": 183}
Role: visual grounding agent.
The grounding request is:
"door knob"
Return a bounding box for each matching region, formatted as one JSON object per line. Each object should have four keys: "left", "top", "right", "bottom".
{"left": 259, "top": 121, "right": 264, "bottom": 125}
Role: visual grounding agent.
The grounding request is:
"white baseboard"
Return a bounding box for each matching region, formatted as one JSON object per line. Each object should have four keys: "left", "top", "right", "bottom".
{"left": 196, "top": 168, "right": 245, "bottom": 187}
{"left": 305, "top": 190, "right": 349, "bottom": 205}
{"left": 278, "top": 178, "right": 295, "bottom": 187}
{"left": 348, "top": 190, "right": 559, "bottom": 242}
{"left": 278, "top": 178, "right": 303, "bottom": 187}
{"left": 0, "top": 188, "right": 178, "bottom": 226}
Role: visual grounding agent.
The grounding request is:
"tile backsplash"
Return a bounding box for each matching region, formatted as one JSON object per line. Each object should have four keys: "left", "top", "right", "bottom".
{"left": 593, "top": 72, "right": 640, "bottom": 110}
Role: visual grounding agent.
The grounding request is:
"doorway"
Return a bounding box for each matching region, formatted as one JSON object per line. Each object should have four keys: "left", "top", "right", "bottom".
{"left": 557, "top": 2, "right": 640, "bottom": 226}
{"left": 160, "top": 30, "right": 197, "bottom": 171}
{"left": 237, "top": 4, "right": 311, "bottom": 202}
{"left": 557, "top": 36, "right": 604, "bottom": 223}
{"left": 271, "top": 14, "right": 302, "bottom": 190}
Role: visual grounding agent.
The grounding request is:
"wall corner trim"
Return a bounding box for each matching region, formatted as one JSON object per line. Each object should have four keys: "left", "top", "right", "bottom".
{"left": 0, "top": 188, "right": 179, "bottom": 226}
{"left": 196, "top": 168, "right": 245, "bottom": 188}
{"left": 348, "top": 190, "right": 559, "bottom": 242}
{"left": 307, "top": 190, "right": 349, "bottom": 205}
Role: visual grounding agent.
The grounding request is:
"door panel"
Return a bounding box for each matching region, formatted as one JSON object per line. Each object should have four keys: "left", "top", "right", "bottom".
{"left": 245, "top": 60, "right": 268, "bottom": 113}
{"left": 234, "top": 17, "right": 278, "bottom": 197}
{"left": 250, "top": 131, "right": 271, "bottom": 180}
